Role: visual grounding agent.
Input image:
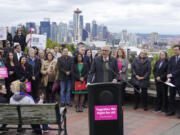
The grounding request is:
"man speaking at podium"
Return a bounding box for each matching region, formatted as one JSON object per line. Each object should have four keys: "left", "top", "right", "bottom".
{"left": 87, "top": 45, "right": 119, "bottom": 83}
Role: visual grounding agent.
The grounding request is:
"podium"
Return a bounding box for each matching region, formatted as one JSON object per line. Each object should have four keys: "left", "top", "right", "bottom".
{"left": 88, "top": 82, "right": 123, "bottom": 135}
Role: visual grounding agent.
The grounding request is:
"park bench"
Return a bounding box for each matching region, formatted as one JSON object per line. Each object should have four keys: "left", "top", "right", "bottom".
{"left": 0, "top": 103, "right": 67, "bottom": 135}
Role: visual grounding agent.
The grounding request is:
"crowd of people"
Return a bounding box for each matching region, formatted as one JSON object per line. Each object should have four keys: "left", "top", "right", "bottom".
{"left": 0, "top": 27, "right": 180, "bottom": 134}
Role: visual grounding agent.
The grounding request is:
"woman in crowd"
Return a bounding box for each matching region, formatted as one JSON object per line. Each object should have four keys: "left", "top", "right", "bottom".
{"left": 0, "top": 55, "right": 6, "bottom": 85}
{"left": 72, "top": 54, "right": 88, "bottom": 112}
{"left": 15, "top": 56, "right": 32, "bottom": 87}
{"left": 84, "top": 49, "right": 93, "bottom": 70}
{"left": 5, "top": 52, "right": 18, "bottom": 99}
{"left": 38, "top": 49, "right": 45, "bottom": 64}
{"left": 131, "top": 50, "right": 151, "bottom": 111}
{"left": 116, "top": 47, "right": 128, "bottom": 105}
{"left": 44, "top": 47, "right": 50, "bottom": 58}
{"left": 27, "top": 48, "right": 41, "bottom": 101}
{"left": 32, "top": 46, "right": 39, "bottom": 58}
{"left": 41, "top": 52, "right": 57, "bottom": 103}
{"left": 153, "top": 51, "right": 168, "bottom": 112}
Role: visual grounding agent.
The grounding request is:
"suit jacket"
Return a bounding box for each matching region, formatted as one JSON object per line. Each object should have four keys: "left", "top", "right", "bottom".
{"left": 57, "top": 56, "right": 72, "bottom": 81}
{"left": 13, "top": 52, "right": 25, "bottom": 65}
{"left": 87, "top": 56, "right": 119, "bottom": 83}
{"left": 153, "top": 60, "right": 168, "bottom": 83}
{"left": 168, "top": 56, "right": 180, "bottom": 87}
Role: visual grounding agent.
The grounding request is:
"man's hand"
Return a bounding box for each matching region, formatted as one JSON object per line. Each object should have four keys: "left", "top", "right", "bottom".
{"left": 156, "top": 77, "right": 161, "bottom": 82}
{"left": 80, "top": 77, "right": 84, "bottom": 82}
{"left": 32, "top": 76, "right": 35, "bottom": 80}
{"left": 9, "top": 71, "right": 14, "bottom": 75}
{"left": 136, "top": 75, "right": 141, "bottom": 80}
{"left": 112, "top": 79, "right": 117, "bottom": 83}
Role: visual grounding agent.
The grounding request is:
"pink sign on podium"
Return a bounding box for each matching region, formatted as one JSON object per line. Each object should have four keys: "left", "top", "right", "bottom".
{"left": 26, "top": 82, "right": 32, "bottom": 92}
{"left": 0, "top": 68, "right": 8, "bottom": 78}
{"left": 95, "top": 105, "right": 117, "bottom": 121}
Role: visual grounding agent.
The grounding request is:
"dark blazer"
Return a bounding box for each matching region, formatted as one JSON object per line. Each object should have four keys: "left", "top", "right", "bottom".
{"left": 13, "top": 34, "right": 26, "bottom": 51}
{"left": 15, "top": 63, "right": 32, "bottom": 82}
{"left": 153, "top": 60, "right": 168, "bottom": 83}
{"left": 72, "top": 62, "right": 89, "bottom": 82}
{"left": 131, "top": 56, "right": 151, "bottom": 88}
{"left": 0, "top": 94, "right": 7, "bottom": 103}
{"left": 168, "top": 56, "right": 180, "bottom": 87}
{"left": 5, "top": 62, "right": 18, "bottom": 83}
{"left": 57, "top": 56, "right": 72, "bottom": 80}
{"left": 87, "top": 56, "right": 119, "bottom": 83}
{"left": 13, "top": 52, "right": 25, "bottom": 65}
{"left": 27, "top": 57, "right": 41, "bottom": 80}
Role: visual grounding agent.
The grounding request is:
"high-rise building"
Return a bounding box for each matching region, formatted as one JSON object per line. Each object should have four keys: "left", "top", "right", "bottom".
{"left": 11, "top": 26, "right": 16, "bottom": 37}
{"left": 82, "top": 29, "right": 88, "bottom": 41}
{"left": 85, "top": 23, "right": 91, "bottom": 34}
{"left": 151, "top": 32, "right": 158, "bottom": 45}
{"left": 73, "top": 8, "right": 82, "bottom": 43}
{"left": 40, "top": 18, "right": 51, "bottom": 38}
{"left": 92, "top": 20, "right": 97, "bottom": 40}
{"left": 67, "top": 21, "right": 74, "bottom": 43}
{"left": 26, "top": 22, "right": 36, "bottom": 33}
{"left": 121, "top": 29, "right": 128, "bottom": 42}
{"left": 80, "top": 15, "right": 83, "bottom": 29}
{"left": 57, "top": 22, "right": 67, "bottom": 44}
{"left": 103, "top": 26, "right": 108, "bottom": 40}
{"left": 51, "top": 22, "right": 58, "bottom": 42}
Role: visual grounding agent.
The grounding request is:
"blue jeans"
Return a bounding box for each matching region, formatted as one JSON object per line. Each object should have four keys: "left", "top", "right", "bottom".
{"left": 60, "top": 80, "right": 71, "bottom": 104}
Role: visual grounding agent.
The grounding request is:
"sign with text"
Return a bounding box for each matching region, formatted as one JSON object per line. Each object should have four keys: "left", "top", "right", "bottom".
{"left": 0, "top": 68, "right": 8, "bottom": 78}
{"left": 31, "top": 34, "right": 46, "bottom": 50}
{"left": 0, "top": 27, "right": 7, "bottom": 40}
{"left": 95, "top": 105, "right": 117, "bottom": 121}
{"left": 26, "top": 82, "right": 32, "bottom": 92}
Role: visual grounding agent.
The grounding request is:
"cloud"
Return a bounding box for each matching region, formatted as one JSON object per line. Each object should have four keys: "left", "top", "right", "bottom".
{"left": 0, "top": 0, "right": 180, "bottom": 34}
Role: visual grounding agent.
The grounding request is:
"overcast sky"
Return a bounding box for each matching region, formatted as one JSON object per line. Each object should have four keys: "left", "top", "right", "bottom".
{"left": 0, "top": 0, "right": 180, "bottom": 34}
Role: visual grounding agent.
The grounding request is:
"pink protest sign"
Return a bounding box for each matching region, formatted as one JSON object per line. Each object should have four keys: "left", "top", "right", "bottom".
{"left": 0, "top": 68, "right": 8, "bottom": 78}
{"left": 26, "top": 82, "right": 31, "bottom": 92}
{"left": 95, "top": 105, "right": 117, "bottom": 121}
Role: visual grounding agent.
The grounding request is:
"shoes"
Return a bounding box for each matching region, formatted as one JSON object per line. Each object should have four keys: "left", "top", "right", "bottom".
{"left": 61, "top": 103, "right": 65, "bottom": 107}
{"left": 79, "top": 106, "right": 83, "bottom": 112}
{"left": 43, "top": 129, "right": 49, "bottom": 133}
{"left": 66, "top": 103, "right": 73, "bottom": 107}
{"left": 82, "top": 104, "right": 88, "bottom": 108}
{"left": 17, "top": 128, "right": 25, "bottom": 133}
{"left": 166, "top": 112, "right": 175, "bottom": 116}
{"left": 75, "top": 105, "right": 80, "bottom": 112}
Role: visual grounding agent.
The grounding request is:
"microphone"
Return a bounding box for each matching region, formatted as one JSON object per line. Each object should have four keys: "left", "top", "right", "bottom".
{"left": 105, "top": 62, "right": 140, "bottom": 94}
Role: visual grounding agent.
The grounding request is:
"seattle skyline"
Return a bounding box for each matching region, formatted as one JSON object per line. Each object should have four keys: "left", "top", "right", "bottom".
{"left": 1, "top": 0, "right": 180, "bottom": 35}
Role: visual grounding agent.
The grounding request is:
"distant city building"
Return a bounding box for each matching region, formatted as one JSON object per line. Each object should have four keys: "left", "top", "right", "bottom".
{"left": 40, "top": 18, "right": 51, "bottom": 38}
{"left": 92, "top": 20, "right": 97, "bottom": 40}
{"left": 85, "top": 23, "right": 91, "bottom": 34}
{"left": 67, "top": 21, "right": 74, "bottom": 43}
{"left": 151, "top": 32, "right": 158, "bottom": 45}
{"left": 11, "top": 26, "right": 16, "bottom": 37}
{"left": 57, "top": 22, "right": 67, "bottom": 44}
{"left": 121, "top": 29, "right": 128, "bottom": 42}
{"left": 51, "top": 22, "right": 58, "bottom": 42}
{"left": 80, "top": 15, "right": 83, "bottom": 29}
{"left": 82, "top": 29, "right": 88, "bottom": 41}
{"left": 26, "top": 22, "right": 36, "bottom": 33}
{"left": 103, "top": 26, "right": 108, "bottom": 40}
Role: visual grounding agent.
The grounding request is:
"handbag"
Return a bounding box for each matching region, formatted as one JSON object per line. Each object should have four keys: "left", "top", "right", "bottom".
{"left": 75, "top": 81, "right": 86, "bottom": 91}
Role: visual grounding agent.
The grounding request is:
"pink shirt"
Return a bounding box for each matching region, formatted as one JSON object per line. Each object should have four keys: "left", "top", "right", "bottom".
{"left": 117, "top": 61, "right": 122, "bottom": 80}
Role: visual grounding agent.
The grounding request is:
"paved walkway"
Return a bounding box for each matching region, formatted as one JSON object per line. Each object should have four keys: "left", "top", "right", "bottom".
{"left": 0, "top": 104, "right": 180, "bottom": 135}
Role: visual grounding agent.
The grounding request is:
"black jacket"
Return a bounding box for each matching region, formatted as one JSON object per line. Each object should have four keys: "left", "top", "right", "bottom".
{"left": 13, "top": 34, "right": 26, "bottom": 51}
{"left": 131, "top": 56, "right": 151, "bottom": 88}
{"left": 27, "top": 57, "right": 41, "bottom": 80}
{"left": 57, "top": 56, "right": 72, "bottom": 80}
{"left": 168, "top": 56, "right": 180, "bottom": 88}
{"left": 87, "top": 56, "right": 119, "bottom": 83}
{"left": 13, "top": 52, "right": 25, "bottom": 65}
{"left": 15, "top": 63, "right": 32, "bottom": 82}
{"left": 0, "top": 94, "right": 7, "bottom": 103}
{"left": 72, "top": 62, "right": 89, "bottom": 82}
{"left": 153, "top": 60, "right": 168, "bottom": 83}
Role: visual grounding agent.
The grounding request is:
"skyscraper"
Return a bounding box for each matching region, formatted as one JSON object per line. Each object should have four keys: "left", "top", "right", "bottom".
{"left": 11, "top": 26, "right": 16, "bottom": 37}
{"left": 57, "top": 22, "right": 67, "bottom": 44}
{"left": 26, "top": 22, "right": 36, "bottom": 33}
{"left": 85, "top": 23, "right": 91, "bottom": 34}
{"left": 51, "top": 22, "right": 58, "bottom": 42}
{"left": 103, "top": 26, "right": 108, "bottom": 40}
{"left": 80, "top": 15, "right": 83, "bottom": 29}
{"left": 151, "top": 32, "right": 158, "bottom": 45}
{"left": 92, "top": 20, "right": 97, "bottom": 40}
{"left": 40, "top": 18, "right": 51, "bottom": 38}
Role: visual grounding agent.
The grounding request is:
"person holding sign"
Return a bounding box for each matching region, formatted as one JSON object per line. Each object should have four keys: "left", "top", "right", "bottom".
{"left": 26, "top": 28, "right": 34, "bottom": 49}
{"left": 166, "top": 45, "right": 180, "bottom": 118}
{"left": 71, "top": 54, "right": 88, "bottom": 112}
